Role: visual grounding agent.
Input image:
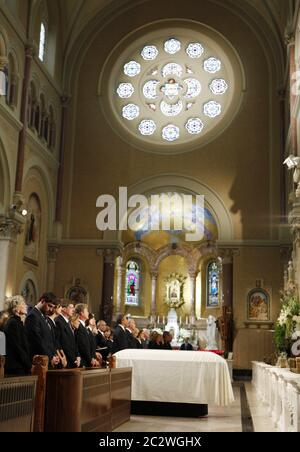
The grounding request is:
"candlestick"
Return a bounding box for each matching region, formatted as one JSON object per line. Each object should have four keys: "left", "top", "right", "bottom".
{"left": 186, "top": 316, "right": 188, "bottom": 325}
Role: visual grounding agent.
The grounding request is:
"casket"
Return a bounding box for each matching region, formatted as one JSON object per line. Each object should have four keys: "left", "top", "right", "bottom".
{"left": 114, "top": 349, "right": 234, "bottom": 416}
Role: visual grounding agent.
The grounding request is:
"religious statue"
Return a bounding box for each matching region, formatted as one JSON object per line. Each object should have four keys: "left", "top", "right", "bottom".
{"left": 205, "top": 315, "right": 218, "bottom": 350}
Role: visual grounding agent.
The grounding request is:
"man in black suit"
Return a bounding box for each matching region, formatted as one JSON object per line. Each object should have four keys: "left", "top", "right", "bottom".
{"left": 74, "top": 303, "right": 97, "bottom": 368}
{"left": 55, "top": 300, "right": 80, "bottom": 368}
{"left": 180, "top": 337, "right": 194, "bottom": 351}
{"left": 96, "top": 319, "right": 109, "bottom": 361}
{"left": 25, "top": 292, "right": 60, "bottom": 368}
{"left": 113, "top": 314, "right": 130, "bottom": 353}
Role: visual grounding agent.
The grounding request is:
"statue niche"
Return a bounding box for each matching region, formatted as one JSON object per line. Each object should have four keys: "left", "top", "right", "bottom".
{"left": 164, "top": 273, "right": 186, "bottom": 309}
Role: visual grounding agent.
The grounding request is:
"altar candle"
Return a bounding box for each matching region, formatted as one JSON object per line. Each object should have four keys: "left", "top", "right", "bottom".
{"left": 157, "top": 316, "right": 160, "bottom": 324}
{"left": 179, "top": 316, "right": 182, "bottom": 324}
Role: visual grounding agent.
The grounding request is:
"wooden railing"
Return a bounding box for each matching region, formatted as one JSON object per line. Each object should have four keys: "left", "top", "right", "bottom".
{"left": 0, "top": 356, "right": 132, "bottom": 432}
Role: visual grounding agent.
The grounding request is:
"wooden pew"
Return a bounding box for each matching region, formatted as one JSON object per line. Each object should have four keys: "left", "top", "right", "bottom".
{"left": 0, "top": 374, "right": 38, "bottom": 432}
{"left": 44, "top": 367, "right": 132, "bottom": 432}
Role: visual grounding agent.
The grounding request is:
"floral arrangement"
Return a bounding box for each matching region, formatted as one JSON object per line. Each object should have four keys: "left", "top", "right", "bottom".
{"left": 274, "top": 287, "right": 300, "bottom": 353}
{"left": 165, "top": 298, "right": 185, "bottom": 309}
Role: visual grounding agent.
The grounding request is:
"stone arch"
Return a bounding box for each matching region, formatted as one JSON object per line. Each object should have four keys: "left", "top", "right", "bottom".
{"left": 23, "top": 159, "right": 55, "bottom": 235}
{"left": 103, "top": 174, "right": 234, "bottom": 243}
{"left": 0, "top": 28, "right": 8, "bottom": 56}
{"left": 0, "top": 137, "right": 11, "bottom": 214}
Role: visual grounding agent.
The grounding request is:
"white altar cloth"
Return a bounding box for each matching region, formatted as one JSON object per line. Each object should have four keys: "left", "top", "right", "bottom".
{"left": 115, "top": 349, "right": 234, "bottom": 406}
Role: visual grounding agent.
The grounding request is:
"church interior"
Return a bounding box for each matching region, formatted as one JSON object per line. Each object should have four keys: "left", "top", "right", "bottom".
{"left": 1, "top": 0, "right": 300, "bottom": 433}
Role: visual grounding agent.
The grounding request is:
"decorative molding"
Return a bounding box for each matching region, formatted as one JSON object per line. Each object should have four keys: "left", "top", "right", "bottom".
{"left": 219, "top": 248, "right": 240, "bottom": 264}
{"left": 0, "top": 101, "right": 23, "bottom": 131}
{"left": 25, "top": 129, "right": 60, "bottom": 170}
{"left": 97, "top": 248, "right": 120, "bottom": 264}
{"left": 0, "top": 216, "right": 23, "bottom": 240}
{"left": 47, "top": 246, "right": 59, "bottom": 262}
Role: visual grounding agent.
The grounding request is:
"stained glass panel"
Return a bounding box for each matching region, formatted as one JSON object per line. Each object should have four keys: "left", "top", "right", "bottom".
{"left": 125, "top": 261, "right": 140, "bottom": 306}
{"left": 207, "top": 261, "right": 219, "bottom": 307}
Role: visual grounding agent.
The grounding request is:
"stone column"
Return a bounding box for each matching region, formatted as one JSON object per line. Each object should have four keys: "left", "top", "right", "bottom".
{"left": 219, "top": 249, "right": 239, "bottom": 352}
{"left": 0, "top": 217, "right": 23, "bottom": 309}
{"left": 47, "top": 246, "right": 59, "bottom": 292}
{"left": 98, "top": 249, "right": 118, "bottom": 324}
{"left": 116, "top": 256, "right": 125, "bottom": 315}
{"left": 151, "top": 272, "right": 158, "bottom": 315}
{"left": 15, "top": 45, "right": 34, "bottom": 194}
{"left": 188, "top": 271, "right": 197, "bottom": 323}
{"left": 55, "top": 96, "right": 70, "bottom": 222}
{"left": 222, "top": 251, "right": 234, "bottom": 309}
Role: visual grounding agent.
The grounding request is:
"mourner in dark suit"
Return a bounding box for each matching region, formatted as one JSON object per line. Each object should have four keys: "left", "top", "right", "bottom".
{"left": 55, "top": 300, "right": 79, "bottom": 368}
{"left": 113, "top": 314, "right": 130, "bottom": 353}
{"left": 25, "top": 293, "right": 60, "bottom": 368}
{"left": 4, "top": 296, "right": 31, "bottom": 376}
{"left": 180, "top": 338, "right": 194, "bottom": 351}
{"left": 74, "top": 304, "right": 97, "bottom": 368}
{"left": 162, "top": 331, "right": 173, "bottom": 350}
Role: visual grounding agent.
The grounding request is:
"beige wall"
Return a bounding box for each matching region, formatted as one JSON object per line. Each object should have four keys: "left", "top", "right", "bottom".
{"left": 54, "top": 247, "right": 104, "bottom": 316}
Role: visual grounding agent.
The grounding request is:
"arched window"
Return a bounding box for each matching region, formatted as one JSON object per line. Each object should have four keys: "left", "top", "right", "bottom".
{"left": 6, "top": 53, "right": 18, "bottom": 108}
{"left": 48, "top": 105, "right": 56, "bottom": 149}
{"left": 206, "top": 261, "right": 220, "bottom": 308}
{"left": 125, "top": 260, "right": 140, "bottom": 306}
{"left": 39, "top": 22, "right": 46, "bottom": 62}
{"left": 39, "top": 94, "right": 46, "bottom": 138}
{"left": 27, "top": 81, "right": 37, "bottom": 128}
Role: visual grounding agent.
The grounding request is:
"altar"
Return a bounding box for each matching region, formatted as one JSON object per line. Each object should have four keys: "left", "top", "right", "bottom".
{"left": 114, "top": 349, "right": 234, "bottom": 415}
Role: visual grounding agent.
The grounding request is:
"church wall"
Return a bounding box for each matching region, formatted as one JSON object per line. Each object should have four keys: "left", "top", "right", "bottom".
{"left": 233, "top": 246, "right": 283, "bottom": 369}
{"left": 14, "top": 168, "right": 50, "bottom": 300}
{"left": 53, "top": 247, "right": 104, "bottom": 317}
{"left": 65, "top": 0, "right": 280, "bottom": 243}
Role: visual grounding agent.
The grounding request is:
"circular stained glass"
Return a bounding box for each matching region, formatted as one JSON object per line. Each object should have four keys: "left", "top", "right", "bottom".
{"left": 184, "top": 78, "right": 202, "bottom": 98}
{"left": 107, "top": 27, "right": 238, "bottom": 151}
{"left": 162, "top": 63, "right": 183, "bottom": 78}
{"left": 185, "top": 118, "right": 204, "bottom": 134}
{"left": 164, "top": 38, "right": 181, "bottom": 54}
{"left": 143, "top": 80, "right": 159, "bottom": 99}
{"left": 203, "top": 101, "right": 221, "bottom": 118}
{"left": 122, "top": 104, "right": 140, "bottom": 120}
{"left": 162, "top": 124, "right": 180, "bottom": 141}
{"left": 141, "top": 45, "right": 159, "bottom": 61}
{"left": 117, "top": 83, "right": 134, "bottom": 98}
{"left": 160, "top": 100, "right": 183, "bottom": 117}
{"left": 124, "top": 61, "right": 141, "bottom": 77}
{"left": 139, "top": 119, "right": 157, "bottom": 135}
{"left": 186, "top": 42, "right": 204, "bottom": 59}
{"left": 210, "top": 79, "right": 228, "bottom": 95}
{"left": 204, "top": 57, "right": 221, "bottom": 74}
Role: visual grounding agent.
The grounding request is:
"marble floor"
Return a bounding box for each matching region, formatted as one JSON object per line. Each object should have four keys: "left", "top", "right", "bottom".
{"left": 114, "top": 382, "right": 279, "bottom": 433}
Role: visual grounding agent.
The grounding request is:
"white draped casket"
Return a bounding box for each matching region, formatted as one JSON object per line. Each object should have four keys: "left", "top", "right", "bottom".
{"left": 114, "top": 349, "right": 234, "bottom": 407}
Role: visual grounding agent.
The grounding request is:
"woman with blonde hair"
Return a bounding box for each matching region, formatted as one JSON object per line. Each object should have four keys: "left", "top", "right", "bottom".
{"left": 4, "top": 295, "right": 32, "bottom": 376}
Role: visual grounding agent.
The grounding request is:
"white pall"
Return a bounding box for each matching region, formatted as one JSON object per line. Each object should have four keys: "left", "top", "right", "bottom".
{"left": 115, "top": 349, "right": 234, "bottom": 406}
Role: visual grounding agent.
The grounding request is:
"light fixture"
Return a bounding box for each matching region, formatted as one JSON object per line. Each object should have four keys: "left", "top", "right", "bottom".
{"left": 283, "top": 155, "right": 300, "bottom": 170}
{"left": 21, "top": 209, "right": 28, "bottom": 217}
